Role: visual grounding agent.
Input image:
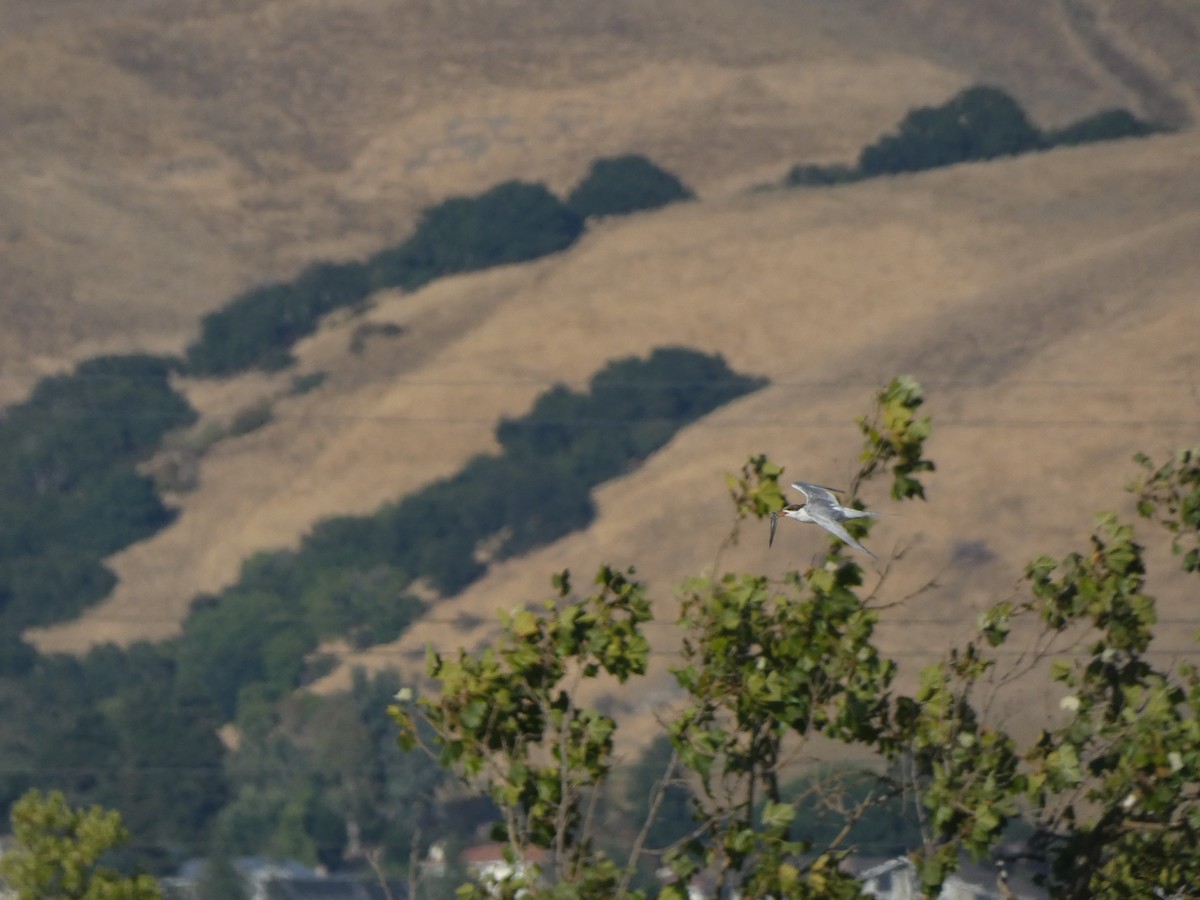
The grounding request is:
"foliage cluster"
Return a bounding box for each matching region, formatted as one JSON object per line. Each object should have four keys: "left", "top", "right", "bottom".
{"left": 786, "top": 85, "right": 1165, "bottom": 187}
{"left": 566, "top": 155, "right": 693, "bottom": 219}
{"left": 212, "top": 669, "right": 448, "bottom": 874}
{"left": 185, "top": 261, "right": 371, "bottom": 376}
{"left": 185, "top": 156, "right": 691, "bottom": 378}
{"left": 0, "top": 347, "right": 762, "bottom": 876}
{"left": 0, "top": 642, "right": 229, "bottom": 862}
{"left": 395, "top": 378, "right": 1200, "bottom": 899}
{"left": 0, "top": 789, "right": 162, "bottom": 899}
{"left": 0, "top": 355, "right": 195, "bottom": 634}
{"left": 1043, "top": 108, "right": 1162, "bottom": 148}
{"left": 398, "top": 565, "right": 653, "bottom": 897}
{"left": 367, "top": 181, "right": 584, "bottom": 292}
{"left": 857, "top": 85, "right": 1042, "bottom": 176}
{"left": 0, "top": 646, "right": 438, "bottom": 883}
{"left": 173, "top": 347, "right": 763, "bottom": 720}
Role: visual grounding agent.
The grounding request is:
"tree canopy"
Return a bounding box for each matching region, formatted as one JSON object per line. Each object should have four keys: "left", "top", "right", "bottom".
{"left": 787, "top": 85, "right": 1164, "bottom": 187}
{"left": 566, "top": 154, "right": 694, "bottom": 219}
{"left": 0, "top": 355, "right": 194, "bottom": 631}
{"left": 0, "top": 346, "right": 764, "bottom": 877}
{"left": 858, "top": 85, "right": 1043, "bottom": 175}
{"left": 368, "top": 180, "right": 584, "bottom": 292}
{"left": 184, "top": 156, "right": 691, "bottom": 378}
{"left": 185, "top": 262, "right": 370, "bottom": 376}
{"left": 0, "top": 789, "right": 161, "bottom": 899}
{"left": 171, "top": 347, "right": 764, "bottom": 720}
{"left": 1045, "top": 107, "right": 1164, "bottom": 147}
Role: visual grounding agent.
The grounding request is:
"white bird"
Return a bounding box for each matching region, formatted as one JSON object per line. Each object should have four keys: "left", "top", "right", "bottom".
{"left": 769, "top": 481, "right": 878, "bottom": 559}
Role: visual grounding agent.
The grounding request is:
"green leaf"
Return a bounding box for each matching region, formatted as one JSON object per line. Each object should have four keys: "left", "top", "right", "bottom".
{"left": 460, "top": 698, "right": 490, "bottom": 731}
{"left": 761, "top": 801, "right": 796, "bottom": 830}
{"left": 551, "top": 569, "right": 572, "bottom": 596}
{"left": 778, "top": 862, "right": 799, "bottom": 890}
{"left": 1051, "top": 659, "right": 1074, "bottom": 683}
{"left": 511, "top": 609, "right": 540, "bottom": 637}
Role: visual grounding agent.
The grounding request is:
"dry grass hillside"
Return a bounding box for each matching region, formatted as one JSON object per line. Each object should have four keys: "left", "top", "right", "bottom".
{"left": 30, "top": 130, "right": 1200, "bottom": 742}
{"left": 2, "top": 0, "right": 1198, "bottom": 396}
{"left": 6, "top": 1, "right": 1200, "bottom": 742}
{"left": 316, "top": 132, "right": 1200, "bottom": 745}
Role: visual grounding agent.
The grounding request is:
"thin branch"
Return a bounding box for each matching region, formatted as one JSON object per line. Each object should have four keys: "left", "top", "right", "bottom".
{"left": 644, "top": 809, "right": 720, "bottom": 860}
{"left": 825, "top": 786, "right": 879, "bottom": 853}
{"left": 618, "top": 745, "right": 682, "bottom": 897}
{"left": 553, "top": 692, "right": 574, "bottom": 882}
{"left": 578, "top": 779, "right": 604, "bottom": 879}
{"left": 366, "top": 845, "right": 398, "bottom": 900}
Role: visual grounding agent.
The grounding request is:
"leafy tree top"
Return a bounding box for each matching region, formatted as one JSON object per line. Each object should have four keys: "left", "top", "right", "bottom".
{"left": 394, "top": 378, "right": 1200, "bottom": 899}
{"left": 790, "top": 84, "right": 1164, "bottom": 187}
{"left": 566, "top": 155, "right": 694, "bottom": 219}
{"left": 0, "top": 789, "right": 161, "bottom": 900}
{"left": 369, "top": 180, "right": 584, "bottom": 291}
{"left": 859, "top": 85, "right": 1043, "bottom": 176}
{"left": 1046, "top": 108, "right": 1163, "bottom": 147}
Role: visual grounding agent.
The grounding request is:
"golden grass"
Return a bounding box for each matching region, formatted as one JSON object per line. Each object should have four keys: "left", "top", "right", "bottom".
{"left": 7, "top": 0, "right": 1200, "bottom": 746}
{"left": 4, "top": 0, "right": 1196, "bottom": 396}
{"left": 26, "top": 133, "right": 1200, "bottom": 755}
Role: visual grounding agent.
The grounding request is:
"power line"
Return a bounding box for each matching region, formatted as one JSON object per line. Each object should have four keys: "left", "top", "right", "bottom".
{"left": 3, "top": 409, "right": 1198, "bottom": 429}
{"left": 31, "top": 643, "right": 1200, "bottom": 662}
{"left": 331, "top": 645, "right": 1200, "bottom": 660}
{"left": 38, "top": 615, "right": 1200, "bottom": 627}
{"left": 0, "top": 366, "right": 1195, "bottom": 388}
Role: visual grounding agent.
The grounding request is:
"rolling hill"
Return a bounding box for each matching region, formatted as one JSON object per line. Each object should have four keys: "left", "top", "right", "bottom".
{"left": 2, "top": 0, "right": 1196, "bottom": 394}
{"left": 5, "top": 0, "right": 1200, "bottom": 749}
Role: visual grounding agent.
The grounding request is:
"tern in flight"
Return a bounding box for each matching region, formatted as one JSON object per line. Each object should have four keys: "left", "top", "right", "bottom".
{"left": 769, "top": 481, "right": 878, "bottom": 559}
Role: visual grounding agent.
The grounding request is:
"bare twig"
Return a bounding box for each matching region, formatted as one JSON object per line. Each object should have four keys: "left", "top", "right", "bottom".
{"left": 618, "top": 745, "right": 682, "bottom": 896}
{"left": 366, "top": 845, "right": 398, "bottom": 900}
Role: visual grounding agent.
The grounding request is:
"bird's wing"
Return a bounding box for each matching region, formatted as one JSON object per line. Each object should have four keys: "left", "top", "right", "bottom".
{"left": 790, "top": 481, "right": 844, "bottom": 507}
{"left": 805, "top": 506, "right": 876, "bottom": 559}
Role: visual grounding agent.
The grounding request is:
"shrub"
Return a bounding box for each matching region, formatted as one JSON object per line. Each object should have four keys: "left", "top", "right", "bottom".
{"left": 368, "top": 180, "right": 584, "bottom": 291}
{"left": 858, "top": 85, "right": 1043, "bottom": 176}
{"left": 185, "top": 261, "right": 370, "bottom": 376}
{"left": 566, "top": 154, "right": 694, "bottom": 218}
{"left": 168, "top": 347, "right": 765, "bottom": 719}
{"left": 789, "top": 87, "right": 1164, "bottom": 191}
{"left": 1045, "top": 107, "right": 1162, "bottom": 146}
{"left": 228, "top": 401, "right": 273, "bottom": 437}
{"left": 184, "top": 180, "right": 582, "bottom": 378}
{"left": 784, "top": 162, "right": 860, "bottom": 187}
{"left": 289, "top": 371, "right": 328, "bottom": 395}
{"left": 0, "top": 355, "right": 193, "bottom": 630}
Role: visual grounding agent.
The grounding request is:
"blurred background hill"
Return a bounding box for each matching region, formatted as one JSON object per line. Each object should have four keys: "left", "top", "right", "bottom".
{"left": 3, "top": 0, "right": 1197, "bottom": 389}
{"left": 2, "top": 0, "right": 1199, "bottom": 877}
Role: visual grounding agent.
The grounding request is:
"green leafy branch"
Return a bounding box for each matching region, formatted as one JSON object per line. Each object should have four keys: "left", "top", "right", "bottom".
{"left": 854, "top": 375, "right": 935, "bottom": 501}
{"left": 391, "top": 379, "right": 1200, "bottom": 900}
{"left": 392, "top": 566, "right": 652, "bottom": 898}
{"left": 0, "top": 790, "right": 161, "bottom": 900}
{"left": 1133, "top": 443, "right": 1200, "bottom": 572}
